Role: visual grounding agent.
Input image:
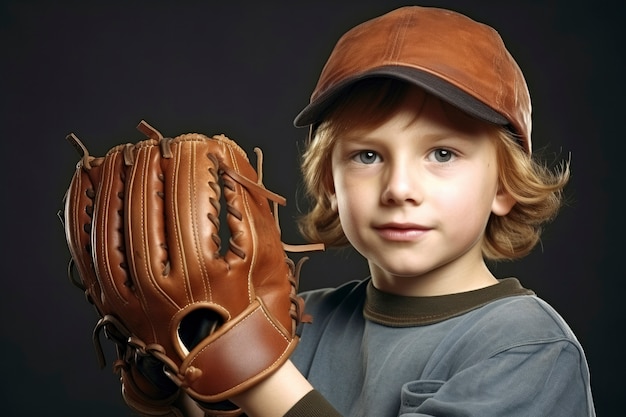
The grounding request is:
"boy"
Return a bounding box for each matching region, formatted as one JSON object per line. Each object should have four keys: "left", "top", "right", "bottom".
{"left": 228, "top": 5, "right": 595, "bottom": 417}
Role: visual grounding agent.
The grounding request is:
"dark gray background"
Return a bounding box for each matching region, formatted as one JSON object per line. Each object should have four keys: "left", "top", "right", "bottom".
{"left": 1, "top": 0, "right": 623, "bottom": 415}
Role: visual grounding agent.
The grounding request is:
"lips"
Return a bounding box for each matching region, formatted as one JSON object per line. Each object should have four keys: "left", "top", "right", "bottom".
{"left": 373, "top": 222, "right": 431, "bottom": 242}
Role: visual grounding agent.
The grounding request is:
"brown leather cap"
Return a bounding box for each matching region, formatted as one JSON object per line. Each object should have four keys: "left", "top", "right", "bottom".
{"left": 294, "top": 6, "right": 532, "bottom": 153}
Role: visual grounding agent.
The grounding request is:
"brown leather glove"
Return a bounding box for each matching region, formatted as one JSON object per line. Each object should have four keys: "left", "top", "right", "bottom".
{"left": 62, "top": 120, "right": 321, "bottom": 416}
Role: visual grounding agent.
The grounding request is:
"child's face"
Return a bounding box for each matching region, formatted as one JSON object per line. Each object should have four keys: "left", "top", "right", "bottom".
{"left": 329, "top": 88, "right": 515, "bottom": 296}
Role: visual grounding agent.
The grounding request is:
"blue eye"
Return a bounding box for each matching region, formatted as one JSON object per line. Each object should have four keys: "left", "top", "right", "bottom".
{"left": 355, "top": 150, "right": 380, "bottom": 164}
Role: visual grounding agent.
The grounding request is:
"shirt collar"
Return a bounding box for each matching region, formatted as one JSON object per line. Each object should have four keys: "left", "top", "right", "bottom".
{"left": 363, "top": 278, "right": 534, "bottom": 327}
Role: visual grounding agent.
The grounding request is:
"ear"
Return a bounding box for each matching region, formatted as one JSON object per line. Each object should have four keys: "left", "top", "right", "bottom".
{"left": 491, "top": 187, "right": 516, "bottom": 216}
{"left": 329, "top": 193, "right": 338, "bottom": 212}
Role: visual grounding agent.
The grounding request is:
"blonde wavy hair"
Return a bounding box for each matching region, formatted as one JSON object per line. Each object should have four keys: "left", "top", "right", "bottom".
{"left": 297, "top": 78, "right": 569, "bottom": 261}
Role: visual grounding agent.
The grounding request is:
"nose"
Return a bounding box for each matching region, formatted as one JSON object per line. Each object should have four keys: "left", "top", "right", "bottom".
{"left": 380, "top": 159, "right": 422, "bottom": 206}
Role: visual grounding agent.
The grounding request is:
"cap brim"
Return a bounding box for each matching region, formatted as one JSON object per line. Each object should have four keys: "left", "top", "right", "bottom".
{"left": 294, "top": 66, "right": 509, "bottom": 128}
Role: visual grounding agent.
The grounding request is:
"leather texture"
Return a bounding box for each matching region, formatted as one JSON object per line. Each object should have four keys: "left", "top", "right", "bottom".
{"left": 294, "top": 6, "right": 532, "bottom": 153}
{"left": 63, "top": 120, "right": 316, "bottom": 415}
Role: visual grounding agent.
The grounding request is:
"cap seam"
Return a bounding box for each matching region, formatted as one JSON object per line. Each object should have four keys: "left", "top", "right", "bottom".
{"left": 386, "top": 7, "right": 410, "bottom": 61}
{"left": 293, "top": 6, "right": 531, "bottom": 152}
{"left": 493, "top": 30, "right": 505, "bottom": 111}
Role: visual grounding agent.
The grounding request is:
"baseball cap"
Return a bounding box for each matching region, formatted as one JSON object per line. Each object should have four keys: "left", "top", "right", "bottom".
{"left": 293, "top": 6, "right": 532, "bottom": 153}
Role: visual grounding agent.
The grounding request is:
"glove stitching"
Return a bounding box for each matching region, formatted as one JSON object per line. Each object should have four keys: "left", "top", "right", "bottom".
{"left": 135, "top": 146, "right": 164, "bottom": 340}
{"left": 188, "top": 141, "right": 212, "bottom": 302}
{"left": 229, "top": 142, "right": 255, "bottom": 303}
{"left": 102, "top": 151, "right": 130, "bottom": 307}
{"left": 187, "top": 142, "right": 202, "bottom": 304}
{"left": 188, "top": 303, "right": 290, "bottom": 379}
{"left": 65, "top": 125, "right": 307, "bottom": 412}
{"left": 167, "top": 145, "right": 188, "bottom": 308}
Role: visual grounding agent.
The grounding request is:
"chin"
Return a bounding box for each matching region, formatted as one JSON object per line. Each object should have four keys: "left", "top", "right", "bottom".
{"left": 372, "top": 260, "right": 435, "bottom": 279}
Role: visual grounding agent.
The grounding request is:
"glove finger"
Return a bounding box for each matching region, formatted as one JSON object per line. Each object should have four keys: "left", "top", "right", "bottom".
{"left": 218, "top": 138, "right": 290, "bottom": 305}
{"left": 161, "top": 136, "right": 228, "bottom": 301}
{"left": 91, "top": 144, "right": 141, "bottom": 310}
{"left": 218, "top": 138, "right": 277, "bottom": 268}
{"left": 125, "top": 136, "right": 227, "bottom": 310}
{"left": 64, "top": 160, "right": 106, "bottom": 313}
{"left": 123, "top": 140, "right": 181, "bottom": 305}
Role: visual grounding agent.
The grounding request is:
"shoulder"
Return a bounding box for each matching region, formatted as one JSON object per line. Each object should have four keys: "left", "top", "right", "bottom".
{"left": 299, "top": 279, "right": 368, "bottom": 316}
{"left": 469, "top": 295, "right": 577, "bottom": 340}
{"left": 424, "top": 295, "right": 593, "bottom": 401}
{"left": 449, "top": 294, "right": 586, "bottom": 364}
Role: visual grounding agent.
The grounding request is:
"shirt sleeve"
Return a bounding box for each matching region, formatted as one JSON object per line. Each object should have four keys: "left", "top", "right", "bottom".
{"left": 283, "top": 390, "right": 343, "bottom": 417}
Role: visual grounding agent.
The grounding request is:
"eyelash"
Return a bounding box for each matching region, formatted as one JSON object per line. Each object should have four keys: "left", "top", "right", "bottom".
{"left": 352, "top": 150, "right": 380, "bottom": 164}
{"left": 351, "top": 148, "right": 457, "bottom": 164}
{"left": 430, "top": 148, "right": 456, "bottom": 163}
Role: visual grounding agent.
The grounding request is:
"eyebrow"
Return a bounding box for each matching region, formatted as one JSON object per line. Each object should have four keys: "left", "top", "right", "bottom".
{"left": 339, "top": 130, "right": 475, "bottom": 146}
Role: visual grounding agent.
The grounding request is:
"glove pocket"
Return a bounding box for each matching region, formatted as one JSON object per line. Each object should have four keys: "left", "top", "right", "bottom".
{"left": 174, "top": 299, "right": 298, "bottom": 403}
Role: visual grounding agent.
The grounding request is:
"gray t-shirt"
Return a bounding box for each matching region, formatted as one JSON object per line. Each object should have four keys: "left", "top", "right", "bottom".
{"left": 290, "top": 278, "right": 595, "bottom": 416}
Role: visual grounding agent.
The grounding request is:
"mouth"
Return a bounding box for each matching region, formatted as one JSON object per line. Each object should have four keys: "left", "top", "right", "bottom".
{"left": 373, "top": 222, "right": 431, "bottom": 242}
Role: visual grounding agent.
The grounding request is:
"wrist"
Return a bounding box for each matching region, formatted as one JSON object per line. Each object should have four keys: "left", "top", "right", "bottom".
{"left": 230, "top": 360, "right": 313, "bottom": 417}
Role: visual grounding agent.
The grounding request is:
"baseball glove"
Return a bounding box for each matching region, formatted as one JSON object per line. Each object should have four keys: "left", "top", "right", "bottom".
{"left": 62, "top": 120, "right": 322, "bottom": 416}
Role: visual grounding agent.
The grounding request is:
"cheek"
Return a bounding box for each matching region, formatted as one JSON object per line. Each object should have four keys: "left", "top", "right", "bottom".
{"left": 332, "top": 176, "right": 372, "bottom": 239}
{"left": 334, "top": 182, "right": 363, "bottom": 224}
{"left": 436, "top": 171, "right": 498, "bottom": 221}
{"left": 335, "top": 195, "right": 371, "bottom": 255}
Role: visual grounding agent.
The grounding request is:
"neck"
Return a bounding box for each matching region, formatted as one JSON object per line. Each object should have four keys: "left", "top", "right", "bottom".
{"left": 369, "top": 255, "right": 498, "bottom": 297}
